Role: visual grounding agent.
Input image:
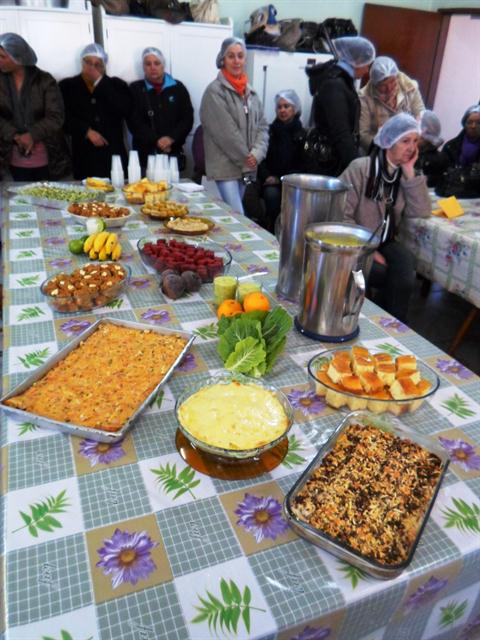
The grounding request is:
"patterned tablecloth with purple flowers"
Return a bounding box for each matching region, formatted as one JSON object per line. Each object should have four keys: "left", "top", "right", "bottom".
{"left": 400, "top": 195, "right": 480, "bottom": 308}
{"left": 1, "top": 184, "right": 480, "bottom": 640}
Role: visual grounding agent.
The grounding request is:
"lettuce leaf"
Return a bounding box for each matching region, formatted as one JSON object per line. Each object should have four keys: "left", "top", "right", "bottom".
{"left": 224, "top": 337, "right": 266, "bottom": 374}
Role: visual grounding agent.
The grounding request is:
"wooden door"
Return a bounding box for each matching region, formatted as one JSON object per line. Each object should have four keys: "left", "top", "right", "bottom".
{"left": 361, "top": 3, "right": 444, "bottom": 107}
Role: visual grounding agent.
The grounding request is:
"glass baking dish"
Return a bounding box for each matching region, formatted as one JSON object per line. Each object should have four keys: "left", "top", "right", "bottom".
{"left": 283, "top": 410, "right": 449, "bottom": 579}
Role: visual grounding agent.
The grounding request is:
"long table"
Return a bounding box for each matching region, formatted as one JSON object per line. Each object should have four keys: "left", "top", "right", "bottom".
{"left": 2, "top": 184, "right": 480, "bottom": 640}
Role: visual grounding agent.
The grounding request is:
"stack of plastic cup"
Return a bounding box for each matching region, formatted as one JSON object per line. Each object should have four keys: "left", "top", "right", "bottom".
{"left": 128, "top": 150, "right": 141, "bottom": 184}
{"left": 169, "top": 156, "right": 179, "bottom": 184}
{"left": 110, "top": 155, "right": 124, "bottom": 188}
{"left": 146, "top": 155, "right": 156, "bottom": 182}
{"left": 154, "top": 154, "right": 169, "bottom": 183}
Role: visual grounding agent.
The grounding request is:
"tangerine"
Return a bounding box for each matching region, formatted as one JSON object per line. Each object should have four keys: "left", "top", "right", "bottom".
{"left": 242, "top": 291, "right": 271, "bottom": 313}
{"left": 217, "top": 299, "right": 243, "bottom": 319}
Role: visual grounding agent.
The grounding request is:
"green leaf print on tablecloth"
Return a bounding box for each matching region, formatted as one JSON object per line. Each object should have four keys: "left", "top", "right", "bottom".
{"left": 337, "top": 560, "right": 370, "bottom": 588}
{"left": 374, "top": 343, "right": 404, "bottom": 356}
{"left": 18, "top": 422, "right": 39, "bottom": 436}
{"left": 282, "top": 434, "right": 306, "bottom": 469}
{"left": 150, "top": 389, "right": 164, "bottom": 409}
{"left": 105, "top": 298, "right": 123, "bottom": 309}
{"left": 439, "top": 600, "right": 468, "bottom": 627}
{"left": 191, "top": 578, "right": 265, "bottom": 635}
{"left": 16, "top": 275, "right": 41, "bottom": 287}
{"left": 42, "top": 631, "right": 93, "bottom": 640}
{"left": 17, "top": 306, "right": 45, "bottom": 321}
{"left": 441, "top": 394, "right": 476, "bottom": 419}
{"left": 15, "top": 230, "right": 34, "bottom": 237}
{"left": 14, "top": 212, "right": 32, "bottom": 219}
{"left": 17, "top": 250, "right": 36, "bottom": 258}
{"left": 12, "top": 489, "right": 70, "bottom": 538}
{"left": 193, "top": 323, "right": 217, "bottom": 340}
{"left": 442, "top": 497, "right": 480, "bottom": 534}
{"left": 151, "top": 462, "right": 201, "bottom": 500}
{"left": 18, "top": 347, "right": 51, "bottom": 368}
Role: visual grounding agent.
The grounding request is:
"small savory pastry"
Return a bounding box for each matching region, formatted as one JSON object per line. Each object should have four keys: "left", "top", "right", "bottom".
{"left": 327, "top": 358, "right": 351, "bottom": 384}
{"left": 376, "top": 363, "right": 396, "bottom": 386}
{"left": 396, "top": 355, "right": 417, "bottom": 372}
{"left": 358, "top": 371, "right": 384, "bottom": 394}
{"left": 396, "top": 369, "right": 421, "bottom": 385}
{"left": 373, "top": 352, "right": 393, "bottom": 366}
{"left": 390, "top": 377, "right": 418, "bottom": 400}
{"left": 352, "top": 356, "right": 375, "bottom": 376}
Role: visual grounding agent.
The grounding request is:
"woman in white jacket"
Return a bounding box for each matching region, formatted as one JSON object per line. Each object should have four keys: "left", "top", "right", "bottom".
{"left": 200, "top": 37, "right": 268, "bottom": 213}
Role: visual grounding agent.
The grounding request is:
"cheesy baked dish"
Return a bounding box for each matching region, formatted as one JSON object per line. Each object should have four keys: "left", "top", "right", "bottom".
{"left": 177, "top": 380, "right": 289, "bottom": 450}
{"left": 4, "top": 323, "right": 187, "bottom": 432}
{"left": 291, "top": 423, "right": 443, "bottom": 565}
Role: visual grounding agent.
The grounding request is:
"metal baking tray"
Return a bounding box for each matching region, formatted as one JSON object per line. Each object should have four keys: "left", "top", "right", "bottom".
{"left": 283, "top": 410, "right": 449, "bottom": 579}
{"left": 0, "top": 317, "right": 194, "bottom": 443}
{"left": 8, "top": 181, "right": 106, "bottom": 209}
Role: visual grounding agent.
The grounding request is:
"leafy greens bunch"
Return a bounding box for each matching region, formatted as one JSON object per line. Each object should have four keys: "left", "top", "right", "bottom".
{"left": 217, "top": 307, "right": 293, "bottom": 378}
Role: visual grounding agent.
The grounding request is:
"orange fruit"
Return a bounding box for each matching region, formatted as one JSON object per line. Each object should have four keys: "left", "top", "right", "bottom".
{"left": 217, "top": 299, "right": 243, "bottom": 319}
{"left": 242, "top": 291, "right": 270, "bottom": 313}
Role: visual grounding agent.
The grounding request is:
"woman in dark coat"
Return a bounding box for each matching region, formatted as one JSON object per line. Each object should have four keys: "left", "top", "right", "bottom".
{"left": 257, "top": 89, "right": 305, "bottom": 230}
{"left": 306, "top": 36, "right": 375, "bottom": 176}
{"left": 59, "top": 43, "right": 131, "bottom": 180}
{"left": 128, "top": 46, "right": 193, "bottom": 172}
{"left": 0, "top": 33, "right": 70, "bottom": 181}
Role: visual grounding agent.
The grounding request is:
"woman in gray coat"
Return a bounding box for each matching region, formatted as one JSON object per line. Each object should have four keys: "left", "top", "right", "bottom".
{"left": 339, "top": 113, "right": 431, "bottom": 322}
{"left": 200, "top": 37, "right": 268, "bottom": 213}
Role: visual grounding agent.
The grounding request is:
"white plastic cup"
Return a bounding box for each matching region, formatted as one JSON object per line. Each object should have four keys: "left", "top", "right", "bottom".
{"left": 154, "top": 155, "right": 168, "bottom": 182}
{"left": 169, "top": 156, "right": 179, "bottom": 184}
{"left": 146, "top": 155, "right": 156, "bottom": 182}
{"left": 110, "top": 155, "right": 124, "bottom": 188}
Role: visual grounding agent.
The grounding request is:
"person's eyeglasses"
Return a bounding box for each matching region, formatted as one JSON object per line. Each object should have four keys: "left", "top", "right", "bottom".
{"left": 83, "top": 59, "right": 104, "bottom": 70}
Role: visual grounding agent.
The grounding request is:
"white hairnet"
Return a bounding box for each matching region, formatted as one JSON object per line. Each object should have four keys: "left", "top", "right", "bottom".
{"left": 0, "top": 32, "right": 37, "bottom": 66}
{"left": 374, "top": 113, "right": 419, "bottom": 149}
{"left": 142, "top": 47, "right": 166, "bottom": 67}
{"left": 461, "top": 104, "right": 480, "bottom": 127}
{"left": 333, "top": 36, "right": 375, "bottom": 68}
{"left": 275, "top": 89, "right": 302, "bottom": 115}
{"left": 370, "top": 56, "right": 399, "bottom": 85}
{"left": 216, "top": 37, "right": 247, "bottom": 69}
{"left": 81, "top": 43, "right": 108, "bottom": 65}
{"left": 420, "top": 110, "right": 443, "bottom": 148}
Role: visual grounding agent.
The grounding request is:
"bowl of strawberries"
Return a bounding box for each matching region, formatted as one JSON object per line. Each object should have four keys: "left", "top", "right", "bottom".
{"left": 137, "top": 236, "right": 232, "bottom": 283}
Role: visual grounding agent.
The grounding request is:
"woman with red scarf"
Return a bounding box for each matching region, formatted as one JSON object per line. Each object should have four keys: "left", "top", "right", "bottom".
{"left": 200, "top": 37, "right": 268, "bottom": 213}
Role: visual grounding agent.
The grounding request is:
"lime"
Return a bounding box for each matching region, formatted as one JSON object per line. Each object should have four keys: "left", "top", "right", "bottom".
{"left": 68, "top": 238, "right": 85, "bottom": 255}
{"left": 86, "top": 217, "right": 106, "bottom": 235}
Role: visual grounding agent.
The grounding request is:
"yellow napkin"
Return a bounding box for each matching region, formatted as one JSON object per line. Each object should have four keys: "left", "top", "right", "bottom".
{"left": 433, "top": 196, "right": 464, "bottom": 218}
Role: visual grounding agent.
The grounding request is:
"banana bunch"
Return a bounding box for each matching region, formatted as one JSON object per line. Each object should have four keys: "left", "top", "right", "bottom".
{"left": 83, "top": 232, "right": 122, "bottom": 261}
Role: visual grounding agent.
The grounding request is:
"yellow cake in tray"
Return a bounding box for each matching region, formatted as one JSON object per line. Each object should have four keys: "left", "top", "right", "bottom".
{"left": 310, "top": 347, "right": 436, "bottom": 414}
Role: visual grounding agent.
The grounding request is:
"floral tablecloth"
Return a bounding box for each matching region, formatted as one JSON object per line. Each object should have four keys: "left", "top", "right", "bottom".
{"left": 1, "top": 184, "right": 480, "bottom": 640}
{"left": 400, "top": 196, "right": 480, "bottom": 308}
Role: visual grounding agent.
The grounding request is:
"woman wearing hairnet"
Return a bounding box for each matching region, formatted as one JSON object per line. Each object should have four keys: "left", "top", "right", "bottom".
{"left": 255, "top": 90, "right": 305, "bottom": 230}
{"left": 416, "top": 110, "right": 444, "bottom": 188}
{"left": 128, "top": 47, "right": 193, "bottom": 172}
{"left": 0, "top": 33, "right": 70, "bottom": 181}
{"left": 339, "top": 113, "right": 431, "bottom": 322}
{"left": 200, "top": 37, "right": 268, "bottom": 213}
{"left": 59, "top": 43, "right": 131, "bottom": 179}
{"left": 359, "top": 56, "right": 425, "bottom": 153}
{"left": 306, "top": 36, "right": 375, "bottom": 176}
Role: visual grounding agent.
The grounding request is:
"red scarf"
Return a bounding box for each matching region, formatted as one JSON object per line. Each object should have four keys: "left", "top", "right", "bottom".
{"left": 150, "top": 80, "right": 164, "bottom": 95}
{"left": 222, "top": 69, "right": 248, "bottom": 96}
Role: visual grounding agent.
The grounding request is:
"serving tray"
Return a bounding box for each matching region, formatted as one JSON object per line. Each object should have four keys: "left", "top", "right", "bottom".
{"left": 9, "top": 182, "right": 106, "bottom": 209}
{"left": 0, "top": 317, "right": 194, "bottom": 443}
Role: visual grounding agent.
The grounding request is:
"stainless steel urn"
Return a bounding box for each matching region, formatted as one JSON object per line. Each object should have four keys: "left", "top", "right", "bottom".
{"left": 295, "top": 222, "right": 380, "bottom": 342}
{"left": 276, "top": 174, "right": 350, "bottom": 301}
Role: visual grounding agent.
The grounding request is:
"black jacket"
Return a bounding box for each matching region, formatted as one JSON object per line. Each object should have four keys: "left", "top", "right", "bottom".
{"left": 307, "top": 61, "right": 360, "bottom": 176}
{"left": 258, "top": 115, "right": 305, "bottom": 183}
{"left": 128, "top": 75, "right": 194, "bottom": 169}
{"left": 59, "top": 74, "right": 131, "bottom": 179}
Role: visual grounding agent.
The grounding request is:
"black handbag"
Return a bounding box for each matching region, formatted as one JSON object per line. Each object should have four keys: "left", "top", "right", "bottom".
{"left": 435, "top": 165, "right": 480, "bottom": 199}
{"left": 301, "top": 128, "right": 334, "bottom": 175}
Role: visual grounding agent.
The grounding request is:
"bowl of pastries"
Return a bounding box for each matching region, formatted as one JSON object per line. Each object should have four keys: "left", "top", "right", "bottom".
{"left": 123, "top": 178, "right": 172, "bottom": 204}
{"left": 307, "top": 346, "right": 440, "bottom": 415}
{"left": 66, "top": 202, "right": 134, "bottom": 228}
{"left": 141, "top": 198, "right": 188, "bottom": 220}
{"left": 175, "top": 373, "right": 294, "bottom": 460}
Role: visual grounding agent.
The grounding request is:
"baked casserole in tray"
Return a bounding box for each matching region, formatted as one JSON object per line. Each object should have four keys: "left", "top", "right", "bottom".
{"left": 1, "top": 318, "right": 194, "bottom": 442}
{"left": 284, "top": 411, "right": 449, "bottom": 579}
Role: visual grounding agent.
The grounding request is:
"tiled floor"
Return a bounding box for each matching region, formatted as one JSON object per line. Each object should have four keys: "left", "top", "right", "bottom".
{"left": 406, "top": 279, "right": 480, "bottom": 375}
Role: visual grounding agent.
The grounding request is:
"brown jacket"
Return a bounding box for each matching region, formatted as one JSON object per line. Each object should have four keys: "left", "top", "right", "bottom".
{"left": 0, "top": 67, "right": 70, "bottom": 178}
{"left": 359, "top": 72, "right": 425, "bottom": 153}
{"left": 339, "top": 156, "right": 431, "bottom": 232}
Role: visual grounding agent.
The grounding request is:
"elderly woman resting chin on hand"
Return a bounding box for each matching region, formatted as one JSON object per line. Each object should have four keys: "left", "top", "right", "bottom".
{"left": 339, "top": 113, "right": 431, "bottom": 323}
